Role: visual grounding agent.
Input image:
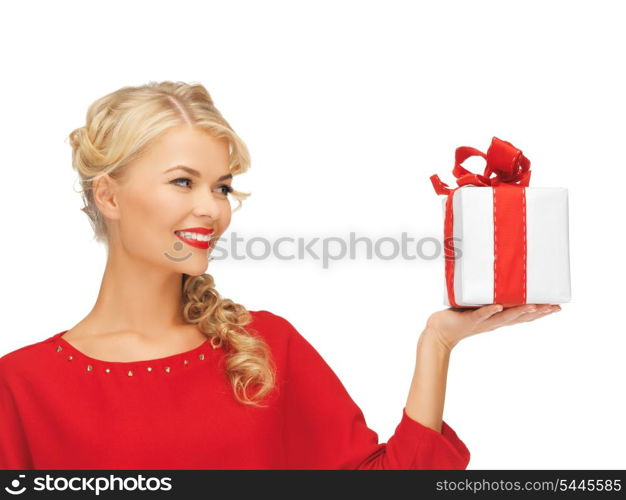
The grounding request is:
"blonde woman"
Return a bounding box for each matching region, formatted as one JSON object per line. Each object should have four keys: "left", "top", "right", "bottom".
{"left": 0, "top": 81, "right": 559, "bottom": 470}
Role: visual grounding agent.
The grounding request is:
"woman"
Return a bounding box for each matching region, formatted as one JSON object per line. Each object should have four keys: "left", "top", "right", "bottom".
{"left": 0, "top": 81, "right": 560, "bottom": 470}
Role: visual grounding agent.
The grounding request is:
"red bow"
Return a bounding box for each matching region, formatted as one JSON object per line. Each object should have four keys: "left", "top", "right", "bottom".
{"left": 430, "top": 137, "right": 532, "bottom": 195}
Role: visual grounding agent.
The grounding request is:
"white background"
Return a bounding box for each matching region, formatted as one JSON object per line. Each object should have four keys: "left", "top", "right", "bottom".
{"left": 1, "top": 0, "right": 624, "bottom": 469}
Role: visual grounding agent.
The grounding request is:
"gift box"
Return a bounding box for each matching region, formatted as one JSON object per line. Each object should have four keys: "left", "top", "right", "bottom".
{"left": 430, "top": 137, "right": 571, "bottom": 308}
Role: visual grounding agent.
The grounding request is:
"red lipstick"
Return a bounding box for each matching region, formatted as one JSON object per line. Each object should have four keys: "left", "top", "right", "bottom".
{"left": 174, "top": 228, "right": 215, "bottom": 250}
{"left": 176, "top": 227, "right": 215, "bottom": 235}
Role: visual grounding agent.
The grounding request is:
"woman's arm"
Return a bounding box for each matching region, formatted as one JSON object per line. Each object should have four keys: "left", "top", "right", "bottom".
{"left": 404, "top": 303, "right": 562, "bottom": 434}
{"left": 405, "top": 328, "right": 450, "bottom": 433}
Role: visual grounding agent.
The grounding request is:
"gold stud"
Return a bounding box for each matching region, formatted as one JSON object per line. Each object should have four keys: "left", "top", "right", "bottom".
{"left": 105, "top": 368, "right": 111, "bottom": 373}
{"left": 165, "top": 366, "right": 171, "bottom": 373}
{"left": 199, "top": 353, "right": 205, "bottom": 360}
{"left": 56, "top": 346, "right": 62, "bottom": 352}
{"left": 68, "top": 355, "right": 73, "bottom": 361}
{"left": 127, "top": 370, "right": 133, "bottom": 376}
{"left": 183, "top": 359, "right": 189, "bottom": 365}
{"left": 87, "top": 365, "right": 93, "bottom": 371}
{"left": 147, "top": 367, "right": 152, "bottom": 372}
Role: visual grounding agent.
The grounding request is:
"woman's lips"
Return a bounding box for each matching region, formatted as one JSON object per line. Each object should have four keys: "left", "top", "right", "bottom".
{"left": 174, "top": 231, "right": 212, "bottom": 249}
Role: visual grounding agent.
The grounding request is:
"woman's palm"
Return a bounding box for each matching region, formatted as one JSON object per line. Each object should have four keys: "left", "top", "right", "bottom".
{"left": 426, "top": 303, "right": 562, "bottom": 351}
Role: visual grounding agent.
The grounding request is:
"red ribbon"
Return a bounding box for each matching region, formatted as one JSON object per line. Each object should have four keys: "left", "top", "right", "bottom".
{"left": 430, "top": 136, "right": 531, "bottom": 195}
{"left": 432, "top": 137, "right": 531, "bottom": 308}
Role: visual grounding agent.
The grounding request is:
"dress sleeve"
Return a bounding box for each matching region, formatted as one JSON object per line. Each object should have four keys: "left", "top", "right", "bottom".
{"left": 0, "top": 356, "right": 33, "bottom": 469}
{"left": 279, "top": 315, "right": 471, "bottom": 469}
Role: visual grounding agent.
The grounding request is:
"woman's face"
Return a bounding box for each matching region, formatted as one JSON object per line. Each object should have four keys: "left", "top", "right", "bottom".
{"left": 96, "top": 125, "right": 234, "bottom": 276}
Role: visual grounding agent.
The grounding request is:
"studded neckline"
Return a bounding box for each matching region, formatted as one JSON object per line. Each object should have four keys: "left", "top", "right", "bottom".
{"left": 52, "top": 330, "right": 216, "bottom": 375}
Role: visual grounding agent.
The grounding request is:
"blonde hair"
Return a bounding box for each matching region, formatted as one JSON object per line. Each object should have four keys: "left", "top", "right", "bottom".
{"left": 68, "top": 81, "right": 276, "bottom": 407}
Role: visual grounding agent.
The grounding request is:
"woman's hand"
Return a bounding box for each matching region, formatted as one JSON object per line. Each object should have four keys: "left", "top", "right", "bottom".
{"left": 425, "top": 303, "right": 562, "bottom": 351}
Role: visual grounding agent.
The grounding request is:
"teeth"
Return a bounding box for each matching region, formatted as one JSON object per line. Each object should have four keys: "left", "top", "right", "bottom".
{"left": 175, "top": 231, "right": 212, "bottom": 242}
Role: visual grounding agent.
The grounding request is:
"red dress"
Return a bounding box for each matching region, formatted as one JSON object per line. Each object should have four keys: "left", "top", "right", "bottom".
{"left": 0, "top": 310, "right": 470, "bottom": 469}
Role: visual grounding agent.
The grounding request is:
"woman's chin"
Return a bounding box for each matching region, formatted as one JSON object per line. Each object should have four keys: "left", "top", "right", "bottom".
{"left": 178, "top": 259, "right": 209, "bottom": 277}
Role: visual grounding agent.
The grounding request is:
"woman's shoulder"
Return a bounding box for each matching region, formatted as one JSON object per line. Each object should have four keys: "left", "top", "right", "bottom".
{"left": 248, "top": 308, "right": 322, "bottom": 359}
{"left": 249, "top": 309, "right": 303, "bottom": 330}
{"left": 247, "top": 309, "right": 304, "bottom": 346}
{"left": 0, "top": 331, "right": 63, "bottom": 375}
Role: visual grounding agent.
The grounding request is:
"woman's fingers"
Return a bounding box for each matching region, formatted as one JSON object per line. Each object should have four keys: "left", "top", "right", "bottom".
{"left": 502, "top": 305, "right": 540, "bottom": 323}
{"left": 479, "top": 304, "right": 532, "bottom": 324}
{"left": 479, "top": 304, "right": 561, "bottom": 330}
{"left": 515, "top": 305, "right": 561, "bottom": 323}
{"left": 473, "top": 304, "right": 503, "bottom": 322}
{"left": 474, "top": 304, "right": 538, "bottom": 331}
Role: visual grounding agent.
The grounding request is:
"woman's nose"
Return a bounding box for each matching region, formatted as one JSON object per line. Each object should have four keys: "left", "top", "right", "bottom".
{"left": 193, "top": 191, "right": 223, "bottom": 220}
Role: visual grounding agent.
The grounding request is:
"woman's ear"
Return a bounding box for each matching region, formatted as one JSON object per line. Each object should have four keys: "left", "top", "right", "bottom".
{"left": 92, "top": 173, "right": 122, "bottom": 221}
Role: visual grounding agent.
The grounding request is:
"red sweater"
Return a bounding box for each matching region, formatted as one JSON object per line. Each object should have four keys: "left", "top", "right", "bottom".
{"left": 0, "top": 310, "right": 470, "bottom": 470}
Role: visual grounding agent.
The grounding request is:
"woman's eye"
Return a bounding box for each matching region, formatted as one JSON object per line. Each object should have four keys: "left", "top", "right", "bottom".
{"left": 171, "top": 178, "right": 234, "bottom": 197}
{"left": 217, "top": 184, "right": 234, "bottom": 196}
{"left": 170, "top": 177, "right": 192, "bottom": 189}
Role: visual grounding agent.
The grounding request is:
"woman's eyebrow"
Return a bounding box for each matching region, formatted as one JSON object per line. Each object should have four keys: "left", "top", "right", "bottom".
{"left": 164, "top": 165, "right": 233, "bottom": 181}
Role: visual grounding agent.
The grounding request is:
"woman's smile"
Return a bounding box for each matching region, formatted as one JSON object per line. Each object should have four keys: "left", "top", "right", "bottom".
{"left": 174, "top": 230, "right": 213, "bottom": 249}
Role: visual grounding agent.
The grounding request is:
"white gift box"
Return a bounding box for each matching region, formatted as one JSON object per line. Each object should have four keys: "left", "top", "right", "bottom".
{"left": 440, "top": 185, "right": 571, "bottom": 307}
